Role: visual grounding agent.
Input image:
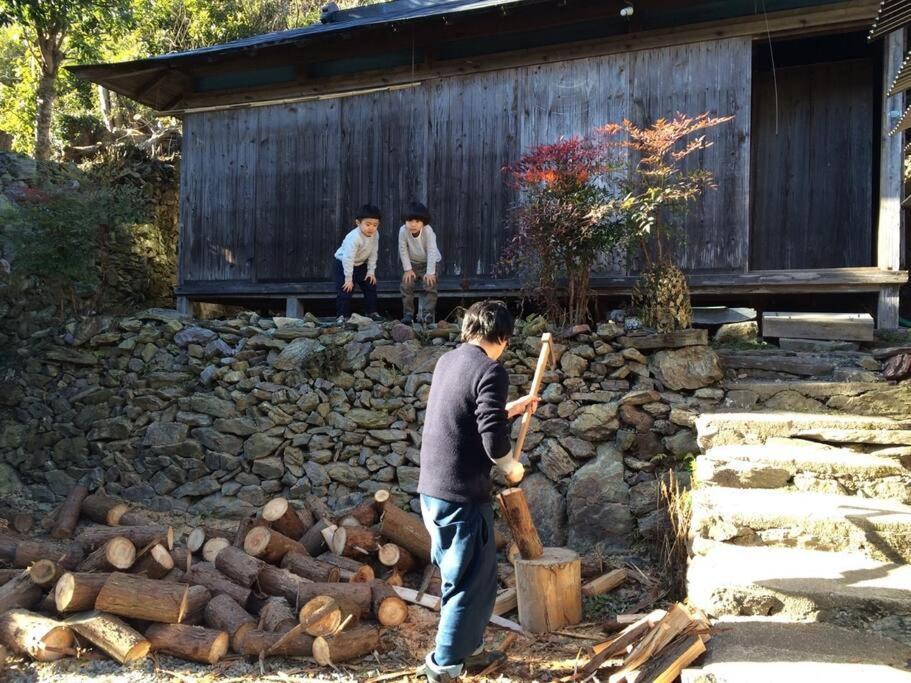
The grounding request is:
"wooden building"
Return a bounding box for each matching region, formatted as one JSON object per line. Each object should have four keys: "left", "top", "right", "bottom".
{"left": 71, "top": 0, "right": 908, "bottom": 326}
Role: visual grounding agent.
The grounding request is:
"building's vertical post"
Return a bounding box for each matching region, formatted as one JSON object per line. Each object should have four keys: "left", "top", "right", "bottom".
{"left": 878, "top": 30, "right": 906, "bottom": 329}
{"left": 176, "top": 296, "right": 192, "bottom": 316}
{"left": 285, "top": 297, "right": 304, "bottom": 318}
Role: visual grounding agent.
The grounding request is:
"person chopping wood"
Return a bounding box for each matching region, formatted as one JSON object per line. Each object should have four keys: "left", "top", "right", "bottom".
{"left": 416, "top": 300, "right": 539, "bottom": 681}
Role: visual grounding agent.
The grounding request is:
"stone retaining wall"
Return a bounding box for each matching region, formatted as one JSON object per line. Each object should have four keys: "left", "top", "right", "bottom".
{"left": 0, "top": 309, "right": 897, "bottom": 554}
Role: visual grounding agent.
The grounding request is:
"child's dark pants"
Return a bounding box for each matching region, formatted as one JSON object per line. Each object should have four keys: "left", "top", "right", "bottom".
{"left": 334, "top": 258, "right": 377, "bottom": 317}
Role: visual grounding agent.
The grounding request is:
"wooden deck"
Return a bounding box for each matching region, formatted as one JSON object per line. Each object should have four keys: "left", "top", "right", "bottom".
{"left": 176, "top": 267, "right": 908, "bottom": 301}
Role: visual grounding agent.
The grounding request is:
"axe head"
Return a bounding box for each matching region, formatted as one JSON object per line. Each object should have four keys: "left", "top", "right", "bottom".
{"left": 541, "top": 332, "right": 556, "bottom": 370}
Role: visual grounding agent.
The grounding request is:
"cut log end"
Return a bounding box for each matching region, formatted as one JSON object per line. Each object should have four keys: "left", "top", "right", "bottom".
{"left": 202, "top": 538, "right": 230, "bottom": 564}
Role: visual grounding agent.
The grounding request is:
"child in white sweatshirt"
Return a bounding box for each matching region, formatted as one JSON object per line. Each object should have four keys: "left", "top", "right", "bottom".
{"left": 399, "top": 202, "right": 442, "bottom": 324}
{"left": 334, "top": 204, "right": 382, "bottom": 321}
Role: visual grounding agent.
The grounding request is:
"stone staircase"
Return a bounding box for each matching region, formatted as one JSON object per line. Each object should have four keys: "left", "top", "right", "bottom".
{"left": 684, "top": 410, "right": 911, "bottom": 681}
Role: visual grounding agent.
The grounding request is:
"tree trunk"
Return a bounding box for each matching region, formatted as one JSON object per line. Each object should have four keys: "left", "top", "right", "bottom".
{"left": 50, "top": 485, "right": 88, "bottom": 540}
{"left": 34, "top": 69, "right": 57, "bottom": 162}
{"left": 54, "top": 572, "right": 110, "bottom": 613}
{"left": 299, "top": 595, "right": 361, "bottom": 637}
{"left": 496, "top": 488, "right": 544, "bottom": 560}
{"left": 312, "top": 624, "right": 381, "bottom": 665}
{"left": 203, "top": 593, "right": 255, "bottom": 650}
{"left": 14, "top": 539, "right": 83, "bottom": 569}
{"left": 213, "top": 546, "right": 264, "bottom": 587}
{"left": 95, "top": 573, "right": 190, "bottom": 624}
{"left": 184, "top": 562, "right": 251, "bottom": 607}
{"left": 0, "top": 609, "right": 73, "bottom": 662}
{"left": 371, "top": 580, "right": 408, "bottom": 627}
{"left": 281, "top": 551, "right": 340, "bottom": 583}
{"left": 244, "top": 527, "right": 308, "bottom": 564}
{"left": 258, "top": 596, "right": 297, "bottom": 633}
{"left": 0, "top": 570, "right": 42, "bottom": 612}
{"left": 257, "top": 564, "right": 313, "bottom": 604}
{"left": 145, "top": 623, "right": 229, "bottom": 664}
{"left": 66, "top": 610, "right": 150, "bottom": 663}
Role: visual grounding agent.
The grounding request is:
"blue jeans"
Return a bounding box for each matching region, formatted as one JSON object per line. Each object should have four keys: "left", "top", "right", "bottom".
{"left": 420, "top": 494, "right": 498, "bottom": 667}
{"left": 334, "top": 258, "right": 377, "bottom": 317}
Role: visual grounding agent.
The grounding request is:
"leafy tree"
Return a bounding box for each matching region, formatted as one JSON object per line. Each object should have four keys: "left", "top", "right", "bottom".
{"left": 0, "top": 0, "right": 133, "bottom": 160}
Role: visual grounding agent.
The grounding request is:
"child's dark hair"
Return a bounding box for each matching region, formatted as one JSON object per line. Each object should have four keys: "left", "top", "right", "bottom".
{"left": 403, "top": 201, "right": 431, "bottom": 224}
{"left": 355, "top": 204, "right": 382, "bottom": 221}
{"left": 461, "top": 300, "right": 514, "bottom": 344}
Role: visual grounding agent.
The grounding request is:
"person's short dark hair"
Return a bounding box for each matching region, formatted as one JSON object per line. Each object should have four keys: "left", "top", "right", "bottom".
{"left": 355, "top": 204, "right": 382, "bottom": 221}
{"left": 403, "top": 201, "right": 431, "bottom": 224}
{"left": 461, "top": 300, "right": 514, "bottom": 344}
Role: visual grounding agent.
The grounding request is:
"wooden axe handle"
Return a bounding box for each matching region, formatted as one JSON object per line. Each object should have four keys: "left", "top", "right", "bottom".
{"left": 510, "top": 332, "right": 553, "bottom": 461}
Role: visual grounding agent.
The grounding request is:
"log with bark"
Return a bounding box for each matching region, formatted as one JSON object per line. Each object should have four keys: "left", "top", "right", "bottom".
{"left": 50, "top": 485, "right": 89, "bottom": 540}
{"left": 335, "top": 499, "right": 379, "bottom": 528}
{"left": 284, "top": 582, "right": 373, "bottom": 617}
{"left": 514, "top": 547, "right": 581, "bottom": 633}
{"left": 493, "top": 587, "right": 517, "bottom": 616}
{"left": 371, "top": 580, "right": 408, "bottom": 627}
{"left": 317, "top": 552, "right": 374, "bottom": 582}
{"left": 204, "top": 593, "right": 256, "bottom": 650}
{"left": 145, "top": 623, "right": 229, "bottom": 665}
{"left": 170, "top": 547, "right": 191, "bottom": 573}
{"left": 258, "top": 596, "right": 297, "bottom": 633}
{"left": 261, "top": 497, "right": 313, "bottom": 539}
{"left": 330, "top": 525, "right": 381, "bottom": 558}
{"left": 582, "top": 568, "right": 627, "bottom": 597}
{"left": 214, "top": 546, "right": 265, "bottom": 587}
{"left": 232, "top": 513, "right": 260, "bottom": 549}
{"left": 66, "top": 610, "right": 150, "bottom": 663}
{"left": 377, "top": 543, "right": 416, "bottom": 574}
{"left": 0, "top": 568, "right": 21, "bottom": 585}
{"left": 14, "top": 539, "right": 83, "bottom": 570}
{"left": 305, "top": 495, "right": 334, "bottom": 525}
{"left": 118, "top": 511, "right": 153, "bottom": 527}
{"left": 281, "top": 551, "right": 340, "bottom": 583}
{"left": 234, "top": 628, "right": 314, "bottom": 657}
{"left": 184, "top": 562, "right": 251, "bottom": 607}
{"left": 81, "top": 493, "right": 129, "bottom": 526}
{"left": 376, "top": 493, "right": 431, "bottom": 562}
{"left": 78, "top": 536, "right": 136, "bottom": 572}
{"left": 312, "top": 624, "right": 381, "bottom": 665}
{"left": 257, "top": 564, "right": 313, "bottom": 604}
{"left": 0, "top": 570, "right": 43, "bottom": 612}
{"left": 202, "top": 537, "right": 231, "bottom": 563}
{"left": 300, "top": 518, "right": 331, "bottom": 556}
{"left": 186, "top": 526, "right": 230, "bottom": 554}
{"left": 299, "top": 595, "right": 361, "bottom": 637}
{"left": 183, "top": 585, "right": 212, "bottom": 625}
{"left": 0, "top": 609, "right": 74, "bottom": 662}
{"left": 496, "top": 488, "right": 543, "bottom": 560}
{"left": 95, "top": 572, "right": 190, "bottom": 624}
{"left": 244, "top": 526, "right": 309, "bottom": 564}
{"left": 130, "top": 543, "right": 173, "bottom": 579}
{"left": 77, "top": 525, "right": 172, "bottom": 552}
{"left": 27, "top": 560, "right": 62, "bottom": 590}
{"left": 54, "top": 572, "right": 110, "bottom": 613}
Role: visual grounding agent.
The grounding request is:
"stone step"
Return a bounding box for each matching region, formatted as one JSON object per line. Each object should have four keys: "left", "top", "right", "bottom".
{"left": 722, "top": 380, "right": 910, "bottom": 418}
{"left": 696, "top": 411, "right": 911, "bottom": 450}
{"left": 690, "top": 486, "right": 911, "bottom": 562}
{"left": 688, "top": 542, "right": 911, "bottom": 638}
{"left": 695, "top": 441, "right": 911, "bottom": 503}
{"left": 680, "top": 616, "right": 911, "bottom": 683}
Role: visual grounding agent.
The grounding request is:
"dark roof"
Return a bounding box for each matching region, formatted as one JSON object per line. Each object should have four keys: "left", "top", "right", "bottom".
{"left": 868, "top": 0, "right": 911, "bottom": 40}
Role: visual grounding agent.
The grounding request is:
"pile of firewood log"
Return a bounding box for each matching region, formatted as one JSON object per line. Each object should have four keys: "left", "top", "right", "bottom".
{"left": 0, "top": 486, "right": 453, "bottom": 667}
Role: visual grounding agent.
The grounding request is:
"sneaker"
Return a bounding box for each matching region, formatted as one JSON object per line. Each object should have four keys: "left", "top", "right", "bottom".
{"left": 402, "top": 313, "right": 414, "bottom": 325}
{"left": 464, "top": 649, "right": 506, "bottom": 675}
{"left": 369, "top": 312, "right": 384, "bottom": 322}
{"left": 423, "top": 312, "right": 436, "bottom": 325}
{"left": 335, "top": 315, "right": 346, "bottom": 325}
{"left": 415, "top": 663, "right": 460, "bottom": 682}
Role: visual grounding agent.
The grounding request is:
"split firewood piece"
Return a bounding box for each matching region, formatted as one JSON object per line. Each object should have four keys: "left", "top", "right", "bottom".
{"left": 185, "top": 561, "right": 252, "bottom": 607}
{"left": 78, "top": 536, "right": 136, "bottom": 572}
{"left": 50, "top": 485, "right": 89, "bottom": 540}
{"left": 493, "top": 587, "right": 517, "bottom": 616}
{"left": 66, "top": 610, "right": 150, "bottom": 663}
{"left": 261, "top": 497, "right": 313, "bottom": 539}
{"left": 300, "top": 518, "right": 331, "bottom": 556}
{"left": 232, "top": 513, "right": 261, "bottom": 548}
{"left": 499, "top": 562, "right": 516, "bottom": 588}
{"left": 496, "top": 488, "right": 543, "bottom": 560}
{"left": 582, "top": 568, "right": 628, "bottom": 597}
{"left": 377, "top": 543, "right": 416, "bottom": 574}
{"left": 145, "top": 623, "right": 229, "bottom": 665}
{"left": 330, "top": 525, "right": 381, "bottom": 558}
{"left": 320, "top": 523, "right": 339, "bottom": 549}
{"left": 202, "top": 537, "right": 231, "bottom": 563}
{"left": 305, "top": 495, "right": 334, "bottom": 526}
{"left": 281, "top": 551, "right": 340, "bottom": 583}
{"left": 204, "top": 593, "right": 256, "bottom": 652}
{"left": 258, "top": 596, "right": 297, "bottom": 633}
{"left": 81, "top": 493, "right": 129, "bottom": 526}
{"left": 376, "top": 493, "right": 431, "bottom": 562}
{"left": 628, "top": 632, "right": 706, "bottom": 683}
{"left": 28, "top": 560, "right": 62, "bottom": 590}
{"left": 609, "top": 604, "right": 695, "bottom": 681}
{"left": 580, "top": 610, "right": 668, "bottom": 680}
{"left": 14, "top": 539, "right": 83, "bottom": 570}
{"left": 186, "top": 526, "right": 230, "bottom": 554}
{"left": 129, "top": 544, "right": 173, "bottom": 579}
{"left": 602, "top": 613, "right": 649, "bottom": 635}
{"left": 312, "top": 624, "right": 381, "bottom": 665}
{"left": 0, "top": 609, "right": 74, "bottom": 662}
{"left": 235, "top": 628, "right": 314, "bottom": 657}
{"left": 371, "top": 580, "right": 408, "bottom": 627}
{"left": 580, "top": 553, "right": 608, "bottom": 579}
{"left": 299, "top": 595, "right": 361, "bottom": 637}
{"left": 214, "top": 546, "right": 265, "bottom": 587}
{"left": 244, "top": 527, "right": 309, "bottom": 564}
{"left": 54, "top": 572, "right": 110, "bottom": 613}
{"left": 96, "top": 572, "right": 190, "bottom": 624}
{"left": 335, "top": 499, "right": 379, "bottom": 528}
{"left": 257, "top": 564, "right": 312, "bottom": 602}
{"left": 317, "top": 552, "right": 374, "bottom": 582}
{"left": 77, "top": 525, "right": 173, "bottom": 552}
{"left": 0, "top": 569, "right": 43, "bottom": 612}
{"left": 384, "top": 568, "right": 403, "bottom": 587}
{"left": 506, "top": 542, "right": 520, "bottom": 565}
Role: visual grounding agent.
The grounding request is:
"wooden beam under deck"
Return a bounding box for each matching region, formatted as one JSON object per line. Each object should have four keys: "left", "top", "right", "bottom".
{"left": 176, "top": 267, "right": 908, "bottom": 301}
